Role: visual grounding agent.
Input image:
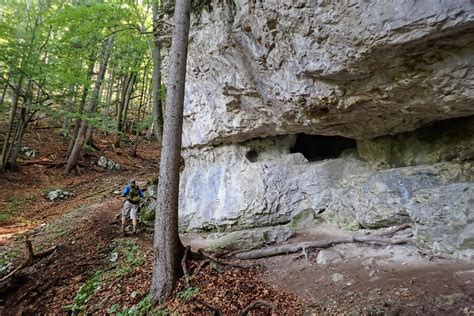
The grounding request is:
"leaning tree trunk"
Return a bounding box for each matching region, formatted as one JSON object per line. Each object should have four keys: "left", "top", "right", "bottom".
{"left": 8, "top": 79, "right": 35, "bottom": 169}
{"left": 1, "top": 74, "right": 24, "bottom": 171}
{"left": 151, "top": 0, "right": 164, "bottom": 144}
{"left": 121, "top": 72, "right": 136, "bottom": 133}
{"left": 67, "top": 59, "right": 95, "bottom": 157}
{"left": 113, "top": 74, "right": 129, "bottom": 147}
{"left": 66, "top": 37, "right": 113, "bottom": 174}
{"left": 150, "top": 0, "right": 191, "bottom": 304}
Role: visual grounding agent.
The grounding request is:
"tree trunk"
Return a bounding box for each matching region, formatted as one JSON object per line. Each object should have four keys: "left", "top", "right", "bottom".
{"left": 104, "top": 65, "right": 115, "bottom": 119}
{"left": 150, "top": 0, "right": 191, "bottom": 304}
{"left": 114, "top": 72, "right": 135, "bottom": 147}
{"left": 67, "top": 59, "right": 95, "bottom": 157}
{"left": 66, "top": 37, "right": 113, "bottom": 174}
{"left": 1, "top": 74, "right": 24, "bottom": 171}
{"left": 132, "top": 66, "right": 149, "bottom": 157}
{"left": 8, "top": 79, "right": 34, "bottom": 169}
{"left": 121, "top": 72, "right": 136, "bottom": 133}
{"left": 0, "top": 83, "right": 7, "bottom": 110}
{"left": 151, "top": 0, "right": 164, "bottom": 144}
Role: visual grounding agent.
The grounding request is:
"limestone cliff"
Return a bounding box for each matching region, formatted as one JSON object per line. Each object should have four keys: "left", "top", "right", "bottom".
{"left": 175, "top": 0, "right": 474, "bottom": 260}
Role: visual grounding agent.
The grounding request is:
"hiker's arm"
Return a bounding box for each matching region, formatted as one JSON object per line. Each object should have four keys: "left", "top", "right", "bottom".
{"left": 121, "top": 185, "right": 130, "bottom": 197}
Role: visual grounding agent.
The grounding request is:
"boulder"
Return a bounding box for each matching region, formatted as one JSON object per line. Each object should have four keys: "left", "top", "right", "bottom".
{"left": 97, "top": 156, "right": 121, "bottom": 171}
{"left": 407, "top": 183, "right": 474, "bottom": 260}
{"left": 46, "top": 189, "right": 75, "bottom": 202}
{"left": 316, "top": 250, "right": 343, "bottom": 265}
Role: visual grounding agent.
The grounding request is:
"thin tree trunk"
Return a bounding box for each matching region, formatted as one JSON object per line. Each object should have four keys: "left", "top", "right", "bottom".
{"left": 114, "top": 72, "right": 135, "bottom": 147}
{"left": 66, "top": 37, "right": 113, "bottom": 174}
{"left": 150, "top": 0, "right": 191, "bottom": 304}
{"left": 132, "top": 66, "right": 149, "bottom": 157}
{"left": 1, "top": 74, "right": 24, "bottom": 170}
{"left": 0, "top": 83, "right": 7, "bottom": 110}
{"left": 151, "top": 0, "right": 164, "bottom": 144}
{"left": 67, "top": 59, "right": 95, "bottom": 157}
{"left": 104, "top": 65, "right": 114, "bottom": 119}
{"left": 121, "top": 72, "right": 136, "bottom": 132}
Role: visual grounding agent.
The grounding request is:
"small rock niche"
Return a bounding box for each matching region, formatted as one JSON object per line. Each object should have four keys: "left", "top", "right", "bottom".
{"left": 290, "top": 134, "right": 356, "bottom": 161}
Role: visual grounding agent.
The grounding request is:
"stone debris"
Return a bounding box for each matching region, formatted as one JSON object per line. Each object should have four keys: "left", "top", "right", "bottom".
{"left": 331, "top": 273, "right": 344, "bottom": 283}
{"left": 20, "top": 146, "right": 37, "bottom": 158}
{"left": 316, "top": 249, "right": 343, "bottom": 265}
{"left": 46, "top": 189, "right": 75, "bottom": 201}
{"left": 97, "top": 156, "right": 121, "bottom": 171}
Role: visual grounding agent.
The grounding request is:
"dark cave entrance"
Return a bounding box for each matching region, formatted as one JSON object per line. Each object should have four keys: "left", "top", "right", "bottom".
{"left": 290, "top": 134, "right": 357, "bottom": 162}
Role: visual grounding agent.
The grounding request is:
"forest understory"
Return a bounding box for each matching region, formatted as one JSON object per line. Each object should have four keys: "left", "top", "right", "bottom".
{"left": 0, "top": 124, "right": 473, "bottom": 315}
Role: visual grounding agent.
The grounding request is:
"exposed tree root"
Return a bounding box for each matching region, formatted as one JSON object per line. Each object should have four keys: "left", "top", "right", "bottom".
{"left": 193, "top": 259, "right": 210, "bottom": 276}
{"left": 181, "top": 246, "right": 191, "bottom": 288}
{"left": 197, "top": 249, "right": 261, "bottom": 270}
{"left": 235, "top": 224, "right": 412, "bottom": 260}
{"left": 239, "top": 299, "right": 276, "bottom": 315}
{"left": 195, "top": 298, "right": 221, "bottom": 316}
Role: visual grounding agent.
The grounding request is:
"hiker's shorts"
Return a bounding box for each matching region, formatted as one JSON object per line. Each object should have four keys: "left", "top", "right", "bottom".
{"left": 122, "top": 201, "right": 138, "bottom": 220}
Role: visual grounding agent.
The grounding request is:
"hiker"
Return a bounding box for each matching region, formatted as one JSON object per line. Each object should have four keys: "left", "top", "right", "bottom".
{"left": 120, "top": 178, "right": 144, "bottom": 235}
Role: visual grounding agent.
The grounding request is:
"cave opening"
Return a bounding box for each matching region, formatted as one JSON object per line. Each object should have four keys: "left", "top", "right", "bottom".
{"left": 290, "top": 134, "right": 357, "bottom": 161}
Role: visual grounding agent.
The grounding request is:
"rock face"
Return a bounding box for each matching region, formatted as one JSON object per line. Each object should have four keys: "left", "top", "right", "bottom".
{"left": 182, "top": 0, "right": 474, "bottom": 148}
{"left": 408, "top": 183, "right": 474, "bottom": 260}
{"left": 174, "top": 0, "right": 474, "bottom": 259}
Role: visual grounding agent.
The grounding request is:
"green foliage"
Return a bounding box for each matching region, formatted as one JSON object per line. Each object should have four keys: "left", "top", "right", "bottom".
{"left": 65, "top": 271, "right": 103, "bottom": 312}
{"left": 106, "top": 295, "right": 168, "bottom": 316}
{"left": 112, "top": 238, "right": 145, "bottom": 275}
{"left": 177, "top": 287, "right": 199, "bottom": 301}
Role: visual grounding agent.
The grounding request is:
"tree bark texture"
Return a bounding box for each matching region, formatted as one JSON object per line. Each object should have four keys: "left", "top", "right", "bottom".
{"left": 66, "top": 37, "right": 113, "bottom": 174}
{"left": 150, "top": 0, "right": 191, "bottom": 304}
{"left": 1, "top": 74, "right": 24, "bottom": 170}
{"left": 67, "top": 59, "right": 95, "bottom": 157}
{"left": 151, "top": 0, "right": 164, "bottom": 144}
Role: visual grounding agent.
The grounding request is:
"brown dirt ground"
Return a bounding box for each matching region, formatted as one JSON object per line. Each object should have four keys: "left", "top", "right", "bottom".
{"left": 1, "top": 125, "right": 473, "bottom": 315}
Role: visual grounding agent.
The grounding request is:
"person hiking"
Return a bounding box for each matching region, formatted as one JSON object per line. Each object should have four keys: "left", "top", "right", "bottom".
{"left": 120, "top": 178, "right": 144, "bottom": 235}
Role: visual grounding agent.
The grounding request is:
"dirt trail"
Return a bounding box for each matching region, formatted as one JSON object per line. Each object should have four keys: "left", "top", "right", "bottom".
{"left": 1, "top": 199, "right": 125, "bottom": 314}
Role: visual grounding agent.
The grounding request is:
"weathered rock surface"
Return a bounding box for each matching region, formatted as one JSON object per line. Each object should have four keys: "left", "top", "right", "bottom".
{"left": 408, "top": 183, "right": 474, "bottom": 260}
{"left": 316, "top": 249, "right": 343, "bottom": 265}
{"left": 182, "top": 0, "right": 474, "bottom": 148}
{"left": 178, "top": 136, "right": 372, "bottom": 231}
{"left": 207, "top": 225, "right": 293, "bottom": 252}
{"left": 174, "top": 0, "right": 474, "bottom": 260}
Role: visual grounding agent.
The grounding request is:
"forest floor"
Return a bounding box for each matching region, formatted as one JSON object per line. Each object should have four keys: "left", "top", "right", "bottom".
{"left": 1, "top": 125, "right": 473, "bottom": 315}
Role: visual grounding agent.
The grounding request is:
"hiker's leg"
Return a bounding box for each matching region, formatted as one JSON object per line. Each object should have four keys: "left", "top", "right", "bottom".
{"left": 121, "top": 201, "right": 132, "bottom": 234}
{"left": 130, "top": 205, "right": 138, "bottom": 233}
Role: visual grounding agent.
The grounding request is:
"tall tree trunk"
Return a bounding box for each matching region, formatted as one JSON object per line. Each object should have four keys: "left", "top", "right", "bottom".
{"left": 151, "top": 0, "right": 164, "bottom": 144}
{"left": 121, "top": 72, "right": 136, "bottom": 133}
{"left": 150, "top": 0, "right": 191, "bottom": 304}
{"left": 132, "top": 65, "right": 150, "bottom": 157}
{"left": 103, "top": 65, "right": 115, "bottom": 120}
{"left": 114, "top": 72, "right": 135, "bottom": 147}
{"left": 66, "top": 37, "right": 113, "bottom": 174}
{"left": 67, "top": 59, "right": 95, "bottom": 157}
{"left": 1, "top": 74, "right": 24, "bottom": 171}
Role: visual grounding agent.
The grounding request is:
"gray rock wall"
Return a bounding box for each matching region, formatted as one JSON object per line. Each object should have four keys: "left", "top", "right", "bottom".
{"left": 175, "top": 0, "right": 474, "bottom": 259}
{"left": 182, "top": 0, "right": 474, "bottom": 148}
